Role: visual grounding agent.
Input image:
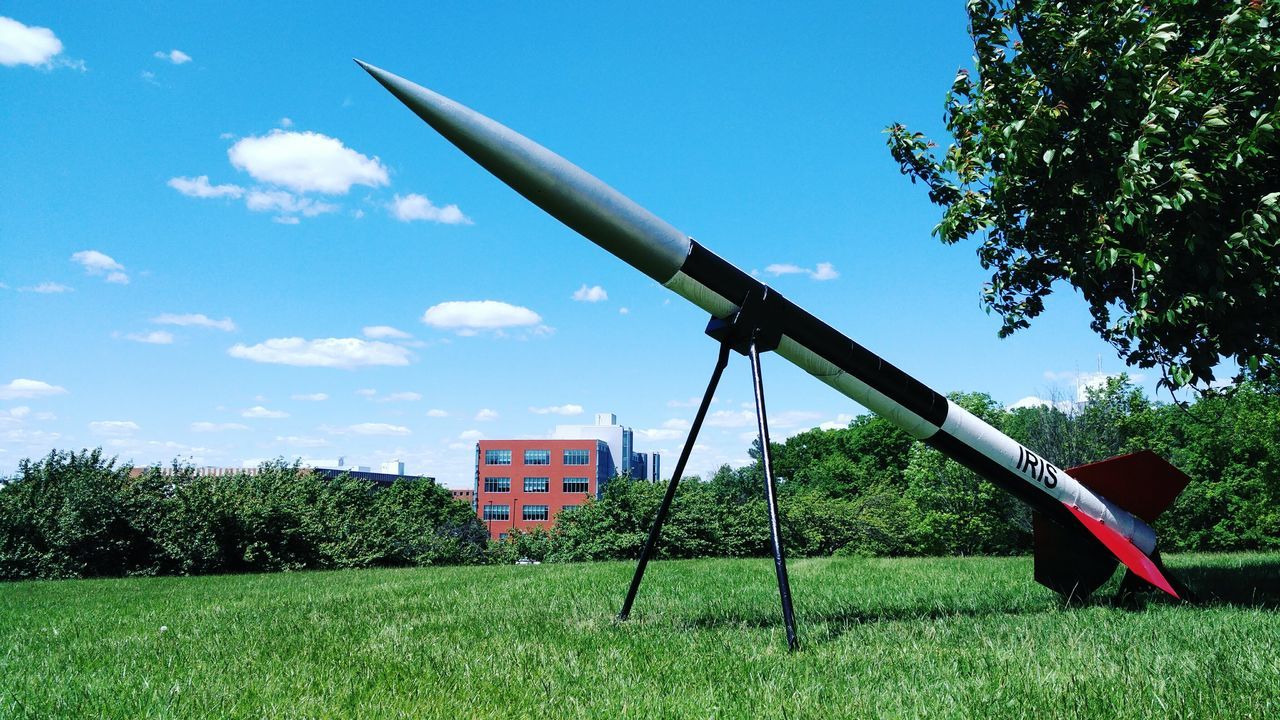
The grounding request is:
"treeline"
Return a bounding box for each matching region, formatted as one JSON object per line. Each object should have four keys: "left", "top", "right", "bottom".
{"left": 3, "top": 378, "right": 1278, "bottom": 580}
{"left": 0, "top": 452, "right": 486, "bottom": 580}
{"left": 502, "top": 378, "right": 1280, "bottom": 563}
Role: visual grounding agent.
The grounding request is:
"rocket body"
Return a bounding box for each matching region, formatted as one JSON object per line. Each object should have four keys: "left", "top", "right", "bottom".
{"left": 357, "top": 61, "right": 1174, "bottom": 593}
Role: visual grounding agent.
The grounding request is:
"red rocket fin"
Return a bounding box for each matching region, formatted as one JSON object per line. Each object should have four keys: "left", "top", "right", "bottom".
{"left": 1033, "top": 451, "right": 1189, "bottom": 600}
{"left": 1065, "top": 451, "right": 1190, "bottom": 524}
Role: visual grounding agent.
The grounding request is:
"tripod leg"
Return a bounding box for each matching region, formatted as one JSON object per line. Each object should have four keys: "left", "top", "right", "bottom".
{"left": 619, "top": 342, "right": 732, "bottom": 621}
{"left": 749, "top": 339, "right": 799, "bottom": 651}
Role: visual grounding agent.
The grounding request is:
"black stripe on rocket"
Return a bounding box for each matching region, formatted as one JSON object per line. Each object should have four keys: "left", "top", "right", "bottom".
{"left": 679, "top": 241, "right": 950, "bottom": 428}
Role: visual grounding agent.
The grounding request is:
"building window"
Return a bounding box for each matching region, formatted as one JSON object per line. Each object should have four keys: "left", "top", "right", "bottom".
{"left": 498, "top": 532, "right": 508, "bottom": 541}
{"left": 560, "top": 505, "right": 579, "bottom": 514}
{"left": 483, "top": 504, "right": 510, "bottom": 521}
{"left": 563, "top": 477, "right": 590, "bottom": 493}
{"left": 523, "top": 477, "right": 549, "bottom": 493}
{"left": 523, "top": 449, "right": 550, "bottom": 465}
{"left": 484, "top": 449, "right": 512, "bottom": 465}
{"left": 484, "top": 477, "right": 510, "bottom": 493}
{"left": 523, "top": 505, "right": 549, "bottom": 521}
{"left": 563, "top": 449, "right": 590, "bottom": 465}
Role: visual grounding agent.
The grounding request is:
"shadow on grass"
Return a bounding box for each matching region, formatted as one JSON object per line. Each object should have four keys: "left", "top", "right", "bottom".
{"left": 671, "top": 557, "right": 1280, "bottom": 644}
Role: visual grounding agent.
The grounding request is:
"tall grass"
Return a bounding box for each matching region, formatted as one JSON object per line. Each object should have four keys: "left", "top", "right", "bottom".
{"left": 2, "top": 554, "right": 1277, "bottom": 718}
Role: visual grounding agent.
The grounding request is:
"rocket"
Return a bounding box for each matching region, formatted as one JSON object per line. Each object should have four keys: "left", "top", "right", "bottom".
{"left": 356, "top": 61, "right": 1190, "bottom": 600}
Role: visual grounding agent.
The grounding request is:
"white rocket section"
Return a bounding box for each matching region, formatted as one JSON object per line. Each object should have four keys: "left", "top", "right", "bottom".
{"left": 939, "top": 400, "right": 1158, "bottom": 553}
{"left": 663, "top": 270, "right": 737, "bottom": 318}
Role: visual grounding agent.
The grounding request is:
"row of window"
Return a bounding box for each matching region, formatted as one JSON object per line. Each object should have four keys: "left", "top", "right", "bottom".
{"left": 483, "top": 477, "right": 591, "bottom": 493}
{"left": 484, "top": 449, "right": 591, "bottom": 466}
{"left": 481, "top": 504, "right": 580, "bottom": 522}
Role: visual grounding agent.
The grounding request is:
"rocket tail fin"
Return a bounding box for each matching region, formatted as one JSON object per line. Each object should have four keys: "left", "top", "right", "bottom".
{"left": 1033, "top": 451, "right": 1191, "bottom": 600}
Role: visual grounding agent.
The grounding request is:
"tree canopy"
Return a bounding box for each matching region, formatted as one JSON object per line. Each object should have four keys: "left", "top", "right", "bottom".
{"left": 887, "top": 0, "right": 1280, "bottom": 390}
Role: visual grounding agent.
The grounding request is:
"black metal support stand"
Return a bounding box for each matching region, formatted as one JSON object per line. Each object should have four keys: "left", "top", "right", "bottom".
{"left": 618, "top": 341, "right": 730, "bottom": 622}
{"left": 618, "top": 287, "right": 799, "bottom": 651}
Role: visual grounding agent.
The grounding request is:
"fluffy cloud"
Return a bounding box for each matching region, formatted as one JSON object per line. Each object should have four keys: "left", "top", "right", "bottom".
{"left": 382, "top": 392, "right": 422, "bottom": 403}
{"left": 190, "top": 422, "right": 249, "bottom": 432}
{"left": 125, "top": 331, "right": 174, "bottom": 345}
{"left": 422, "top": 301, "right": 542, "bottom": 333}
{"left": 390, "top": 193, "right": 470, "bottom": 224}
{"left": 458, "top": 429, "right": 484, "bottom": 440}
{"left": 275, "top": 435, "right": 328, "bottom": 448}
{"left": 152, "top": 313, "right": 237, "bottom": 332}
{"left": 818, "top": 413, "right": 856, "bottom": 431}
{"left": 0, "top": 16, "right": 64, "bottom": 68}
{"left": 228, "top": 337, "right": 412, "bottom": 369}
{"left": 153, "top": 49, "right": 191, "bottom": 64}
{"left": 475, "top": 408, "right": 499, "bottom": 422}
{"left": 571, "top": 285, "right": 608, "bottom": 303}
{"left": 228, "top": 130, "right": 389, "bottom": 195}
{"left": 89, "top": 420, "right": 140, "bottom": 436}
{"left": 245, "top": 189, "right": 338, "bottom": 219}
{"left": 242, "top": 406, "right": 288, "bottom": 419}
{"left": 362, "top": 325, "right": 412, "bottom": 340}
{"left": 22, "top": 282, "right": 72, "bottom": 294}
{"left": 529, "top": 404, "right": 584, "bottom": 416}
{"left": 0, "top": 378, "right": 68, "bottom": 400}
{"left": 167, "top": 175, "right": 244, "bottom": 199}
{"left": 764, "top": 262, "right": 839, "bottom": 281}
{"left": 291, "top": 393, "right": 329, "bottom": 401}
{"left": 426, "top": 408, "right": 449, "bottom": 418}
{"left": 71, "top": 250, "right": 129, "bottom": 284}
{"left": 325, "top": 423, "right": 412, "bottom": 437}
{"left": 1043, "top": 370, "right": 1143, "bottom": 403}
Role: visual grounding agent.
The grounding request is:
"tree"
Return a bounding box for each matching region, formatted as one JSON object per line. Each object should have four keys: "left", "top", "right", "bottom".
{"left": 887, "top": 0, "right": 1280, "bottom": 390}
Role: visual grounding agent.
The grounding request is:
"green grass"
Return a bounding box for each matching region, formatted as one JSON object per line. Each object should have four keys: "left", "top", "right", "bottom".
{"left": 2, "top": 554, "right": 1278, "bottom": 719}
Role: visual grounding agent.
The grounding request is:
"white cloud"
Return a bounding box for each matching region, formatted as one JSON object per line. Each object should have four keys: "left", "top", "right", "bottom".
{"left": 0, "top": 378, "right": 68, "bottom": 400}
{"left": 0, "top": 16, "right": 63, "bottom": 68}
{"left": 279, "top": 117, "right": 293, "bottom": 128}
{"left": 71, "top": 250, "right": 129, "bottom": 284}
{"left": 245, "top": 189, "right": 338, "bottom": 219}
{"left": 337, "top": 423, "right": 412, "bottom": 437}
{"left": 228, "top": 337, "right": 412, "bottom": 369}
{"left": 6, "top": 406, "right": 30, "bottom": 419}
{"left": 422, "top": 301, "right": 542, "bottom": 333}
{"left": 125, "top": 330, "right": 175, "bottom": 345}
{"left": 706, "top": 409, "right": 822, "bottom": 429}
{"left": 168, "top": 175, "right": 244, "bottom": 199}
{"left": 190, "top": 422, "right": 249, "bottom": 432}
{"left": 153, "top": 49, "right": 191, "bottom": 64}
{"left": 636, "top": 427, "right": 683, "bottom": 441}
{"left": 275, "top": 435, "right": 328, "bottom": 448}
{"left": 475, "top": 408, "right": 499, "bottom": 422}
{"left": 1043, "top": 370, "right": 1143, "bottom": 403}
{"left": 811, "top": 262, "right": 839, "bottom": 281}
{"left": 241, "top": 406, "right": 288, "bottom": 419}
{"left": 458, "top": 429, "right": 484, "bottom": 440}
{"left": 381, "top": 392, "right": 422, "bottom": 403}
{"left": 228, "top": 130, "right": 389, "bottom": 195}
{"left": 764, "top": 262, "right": 839, "bottom": 281}
{"left": 356, "top": 388, "right": 378, "bottom": 397}
{"left": 818, "top": 413, "right": 856, "bottom": 431}
{"left": 619, "top": 307, "right": 630, "bottom": 315}
{"left": 152, "top": 313, "right": 237, "bottom": 332}
{"left": 89, "top": 420, "right": 139, "bottom": 436}
{"left": 21, "top": 282, "right": 72, "bottom": 294}
{"left": 291, "top": 393, "right": 329, "bottom": 401}
{"left": 529, "top": 404, "right": 584, "bottom": 416}
{"left": 427, "top": 408, "right": 449, "bottom": 418}
{"left": 274, "top": 215, "right": 301, "bottom": 225}
{"left": 362, "top": 325, "right": 411, "bottom": 340}
{"left": 572, "top": 285, "right": 608, "bottom": 303}
{"left": 389, "top": 193, "right": 470, "bottom": 224}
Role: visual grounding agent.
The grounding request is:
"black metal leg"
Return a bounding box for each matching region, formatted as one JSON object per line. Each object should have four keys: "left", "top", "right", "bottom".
{"left": 749, "top": 338, "right": 799, "bottom": 651}
{"left": 619, "top": 341, "right": 732, "bottom": 621}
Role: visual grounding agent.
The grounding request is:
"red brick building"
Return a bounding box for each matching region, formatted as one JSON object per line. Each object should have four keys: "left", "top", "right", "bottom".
{"left": 451, "top": 488, "right": 474, "bottom": 504}
{"left": 474, "top": 438, "right": 610, "bottom": 540}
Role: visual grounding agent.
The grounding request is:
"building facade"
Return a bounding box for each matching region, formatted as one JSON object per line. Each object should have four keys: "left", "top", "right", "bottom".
{"left": 473, "top": 438, "right": 610, "bottom": 540}
{"left": 551, "top": 412, "right": 661, "bottom": 481}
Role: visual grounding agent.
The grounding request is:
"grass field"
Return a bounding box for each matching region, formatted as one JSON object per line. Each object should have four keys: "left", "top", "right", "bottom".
{"left": 2, "top": 553, "right": 1278, "bottom": 719}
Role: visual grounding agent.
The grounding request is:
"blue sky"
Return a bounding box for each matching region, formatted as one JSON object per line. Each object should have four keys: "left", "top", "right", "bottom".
{"left": 1, "top": 3, "right": 1162, "bottom": 487}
